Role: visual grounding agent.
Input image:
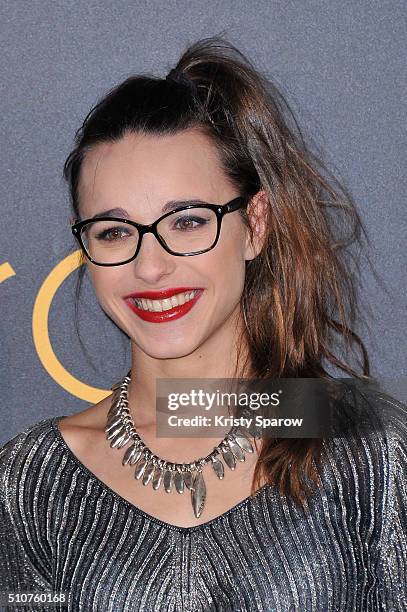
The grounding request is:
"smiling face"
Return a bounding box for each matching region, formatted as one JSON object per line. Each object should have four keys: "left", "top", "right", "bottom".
{"left": 77, "top": 128, "right": 263, "bottom": 363}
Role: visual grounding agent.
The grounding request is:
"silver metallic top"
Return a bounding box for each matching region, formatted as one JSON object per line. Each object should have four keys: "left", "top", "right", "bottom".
{"left": 0, "top": 385, "right": 406, "bottom": 611}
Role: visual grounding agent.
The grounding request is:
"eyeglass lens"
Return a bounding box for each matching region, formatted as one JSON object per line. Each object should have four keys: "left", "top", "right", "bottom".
{"left": 80, "top": 207, "right": 219, "bottom": 264}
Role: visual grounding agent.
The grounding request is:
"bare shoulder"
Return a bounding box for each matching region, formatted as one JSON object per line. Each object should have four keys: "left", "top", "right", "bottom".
{"left": 58, "top": 395, "right": 111, "bottom": 454}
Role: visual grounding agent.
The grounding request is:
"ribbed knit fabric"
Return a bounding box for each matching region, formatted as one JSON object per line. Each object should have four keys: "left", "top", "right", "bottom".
{"left": 0, "top": 386, "right": 406, "bottom": 611}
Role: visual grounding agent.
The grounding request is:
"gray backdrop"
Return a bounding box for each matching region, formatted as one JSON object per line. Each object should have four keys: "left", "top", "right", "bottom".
{"left": 1, "top": 0, "right": 406, "bottom": 444}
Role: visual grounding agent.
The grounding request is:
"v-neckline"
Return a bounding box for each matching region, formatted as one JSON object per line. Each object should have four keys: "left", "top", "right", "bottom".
{"left": 49, "top": 415, "right": 271, "bottom": 533}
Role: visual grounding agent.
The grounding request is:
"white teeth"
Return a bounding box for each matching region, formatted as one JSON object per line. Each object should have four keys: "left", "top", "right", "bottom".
{"left": 133, "top": 290, "right": 199, "bottom": 312}
{"left": 151, "top": 300, "right": 162, "bottom": 312}
{"left": 161, "top": 298, "right": 174, "bottom": 311}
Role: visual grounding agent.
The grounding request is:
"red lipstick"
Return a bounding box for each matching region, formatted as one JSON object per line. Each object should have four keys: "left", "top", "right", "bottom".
{"left": 123, "top": 288, "right": 204, "bottom": 323}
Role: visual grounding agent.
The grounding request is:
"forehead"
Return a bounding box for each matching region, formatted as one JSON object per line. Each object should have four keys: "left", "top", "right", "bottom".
{"left": 78, "top": 129, "right": 229, "bottom": 215}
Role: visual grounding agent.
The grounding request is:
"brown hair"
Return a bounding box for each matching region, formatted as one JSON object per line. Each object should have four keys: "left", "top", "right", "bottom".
{"left": 63, "top": 35, "right": 381, "bottom": 509}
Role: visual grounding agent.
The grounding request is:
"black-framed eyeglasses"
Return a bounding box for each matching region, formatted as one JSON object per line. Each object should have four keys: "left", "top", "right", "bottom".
{"left": 71, "top": 196, "right": 249, "bottom": 267}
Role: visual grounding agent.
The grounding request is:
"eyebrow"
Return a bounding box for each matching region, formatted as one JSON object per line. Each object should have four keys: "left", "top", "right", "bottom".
{"left": 89, "top": 199, "right": 213, "bottom": 221}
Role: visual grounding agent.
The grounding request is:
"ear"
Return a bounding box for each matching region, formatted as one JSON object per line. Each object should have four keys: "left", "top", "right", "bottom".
{"left": 244, "top": 189, "right": 269, "bottom": 261}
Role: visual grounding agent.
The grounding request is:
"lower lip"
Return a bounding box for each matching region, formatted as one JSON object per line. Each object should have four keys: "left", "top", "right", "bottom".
{"left": 124, "top": 290, "right": 204, "bottom": 323}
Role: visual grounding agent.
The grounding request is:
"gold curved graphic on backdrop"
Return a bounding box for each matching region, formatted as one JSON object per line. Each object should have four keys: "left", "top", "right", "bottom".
{"left": 32, "top": 250, "right": 111, "bottom": 403}
{"left": 0, "top": 262, "right": 16, "bottom": 283}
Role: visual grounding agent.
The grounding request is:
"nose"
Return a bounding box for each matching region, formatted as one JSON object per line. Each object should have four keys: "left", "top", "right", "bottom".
{"left": 131, "top": 232, "right": 176, "bottom": 283}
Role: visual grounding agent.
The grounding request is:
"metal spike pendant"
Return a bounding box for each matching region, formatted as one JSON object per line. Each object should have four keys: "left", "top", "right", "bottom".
{"left": 183, "top": 471, "right": 194, "bottom": 490}
{"left": 174, "top": 471, "right": 185, "bottom": 494}
{"left": 107, "top": 394, "right": 121, "bottom": 420}
{"left": 234, "top": 432, "right": 254, "bottom": 453}
{"left": 211, "top": 455, "right": 225, "bottom": 479}
{"left": 117, "top": 432, "right": 132, "bottom": 448}
{"left": 152, "top": 466, "right": 164, "bottom": 490}
{"left": 110, "top": 386, "right": 121, "bottom": 401}
{"left": 107, "top": 402, "right": 120, "bottom": 420}
{"left": 222, "top": 447, "right": 236, "bottom": 470}
{"left": 191, "top": 470, "right": 206, "bottom": 518}
{"left": 164, "top": 469, "right": 173, "bottom": 493}
{"left": 107, "top": 423, "right": 125, "bottom": 442}
{"left": 129, "top": 449, "right": 143, "bottom": 465}
{"left": 122, "top": 443, "right": 138, "bottom": 466}
{"left": 227, "top": 438, "right": 246, "bottom": 462}
{"left": 110, "top": 430, "right": 128, "bottom": 449}
{"left": 142, "top": 462, "right": 155, "bottom": 485}
{"left": 106, "top": 415, "right": 122, "bottom": 432}
{"left": 134, "top": 457, "right": 148, "bottom": 480}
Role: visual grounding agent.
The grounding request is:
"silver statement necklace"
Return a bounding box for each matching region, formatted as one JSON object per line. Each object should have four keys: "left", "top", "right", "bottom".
{"left": 104, "top": 370, "right": 258, "bottom": 518}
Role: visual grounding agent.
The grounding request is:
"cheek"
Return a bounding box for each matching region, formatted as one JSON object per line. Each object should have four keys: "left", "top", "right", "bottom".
{"left": 87, "top": 268, "right": 120, "bottom": 313}
{"left": 207, "top": 231, "right": 247, "bottom": 298}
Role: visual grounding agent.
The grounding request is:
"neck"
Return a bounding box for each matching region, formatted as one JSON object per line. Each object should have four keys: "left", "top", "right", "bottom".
{"left": 126, "top": 310, "right": 251, "bottom": 429}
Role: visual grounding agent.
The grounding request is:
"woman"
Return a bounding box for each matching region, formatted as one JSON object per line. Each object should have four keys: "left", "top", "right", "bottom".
{"left": 1, "top": 36, "right": 406, "bottom": 611}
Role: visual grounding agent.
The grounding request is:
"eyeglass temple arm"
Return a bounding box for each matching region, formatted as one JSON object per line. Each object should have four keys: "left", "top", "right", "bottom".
{"left": 224, "top": 196, "right": 249, "bottom": 213}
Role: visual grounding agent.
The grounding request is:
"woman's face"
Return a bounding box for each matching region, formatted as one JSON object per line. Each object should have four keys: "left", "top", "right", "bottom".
{"left": 77, "top": 129, "right": 262, "bottom": 360}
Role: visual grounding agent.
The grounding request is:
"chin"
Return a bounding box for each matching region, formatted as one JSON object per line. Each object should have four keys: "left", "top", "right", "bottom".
{"left": 131, "top": 332, "right": 203, "bottom": 360}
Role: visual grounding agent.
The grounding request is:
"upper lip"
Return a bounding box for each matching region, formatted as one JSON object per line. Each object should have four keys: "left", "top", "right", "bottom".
{"left": 124, "top": 287, "right": 203, "bottom": 300}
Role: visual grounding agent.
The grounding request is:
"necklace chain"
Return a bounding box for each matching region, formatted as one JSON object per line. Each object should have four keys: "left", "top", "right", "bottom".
{"left": 104, "top": 370, "right": 260, "bottom": 518}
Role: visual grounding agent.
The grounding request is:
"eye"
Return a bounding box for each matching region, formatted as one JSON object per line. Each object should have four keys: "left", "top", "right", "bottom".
{"left": 173, "top": 215, "right": 208, "bottom": 231}
{"left": 96, "top": 226, "right": 131, "bottom": 241}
